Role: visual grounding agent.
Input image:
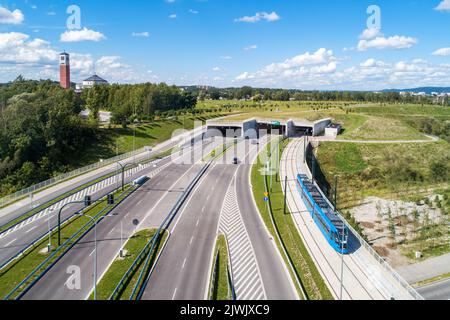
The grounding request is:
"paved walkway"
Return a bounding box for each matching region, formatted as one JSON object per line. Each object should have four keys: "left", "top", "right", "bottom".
{"left": 280, "top": 137, "right": 420, "bottom": 300}
{"left": 313, "top": 134, "right": 439, "bottom": 144}
{"left": 397, "top": 253, "right": 450, "bottom": 284}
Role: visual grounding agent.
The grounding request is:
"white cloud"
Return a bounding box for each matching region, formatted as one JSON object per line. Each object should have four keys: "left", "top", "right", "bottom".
{"left": 357, "top": 35, "right": 418, "bottom": 51}
{"left": 244, "top": 44, "right": 258, "bottom": 51}
{"left": 169, "top": 14, "right": 177, "bottom": 19}
{"left": 212, "top": 67, "right": 221, "bottom": 71}
{"left": 432, "top": 47, "right": 450, "bottom": 56}
{"left": 232, "top": 47, "right": 450, "bottom": 90}
{"left": 359, "top": 28, "right": 382, "bottom": 40}
{"left": 220, "top": 55, "right": 232, "bottom": 60}
{"left": 235, "top": 11, "right": 281, "bottom": 23}
{"left": 0, "top": 6, "right": 24, "bottom": 24}
{"left": 189, "top": 9, "right": 199, "bottom": 14}
{"left": 60, "top": 28, "right": 106, "bottom": 42}
{"left": 436, "top": 0, "right": 450, "bottom": 11}
{"left": 132, "top": 32, "right": 150, "bottom": 38}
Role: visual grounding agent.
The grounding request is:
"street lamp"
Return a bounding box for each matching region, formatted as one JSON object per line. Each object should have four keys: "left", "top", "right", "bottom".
{"left": 57, "top": 197, "right": 92, "bottom": 246}
{"left": 116, "top": 161, "right": 136, "bottom": 191}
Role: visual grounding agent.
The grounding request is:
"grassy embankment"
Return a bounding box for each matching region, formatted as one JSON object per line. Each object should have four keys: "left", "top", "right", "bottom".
{"left": 91, "top": 228, "right": 168, "bottom": 300}
{"left": 209, "top": 234, "right": 231, "bottom": 300}
{"left": 251, "top": 138, "right": 333, "bottom": 300}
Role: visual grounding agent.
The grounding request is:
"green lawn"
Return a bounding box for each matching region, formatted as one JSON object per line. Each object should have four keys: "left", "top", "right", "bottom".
{"left": 210, "top": 234, "right": 231, "bottom": 300}
{"left": 73, "top": 113, "right": 229, "bottom": 168}
{"left": 0, "top": 185, "right": 134, "bottom": 299}
{"left": 316, "top": 140, "right": 450, "bottom": 207}
{"left": 251, "top": 138, "right": 333, "bottom": 300}
{"left": 91, "top": 228, "right": 168, "bottom": 300}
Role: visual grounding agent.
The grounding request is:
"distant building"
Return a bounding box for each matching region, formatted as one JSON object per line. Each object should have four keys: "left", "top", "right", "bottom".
{"left": 82, "top": 74, "right": 109, "bottom": 89}
{"left": 59, "top": 52, "right": 70, "bottom": 89}
{"left": 325, "top": 123, "right": 342, "bottom": 138}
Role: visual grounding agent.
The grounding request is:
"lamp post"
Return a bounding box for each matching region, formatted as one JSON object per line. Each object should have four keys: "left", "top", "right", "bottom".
{"left": 57, "top": 200, "right": 87, "bottom": 246}
{"left": 116, "top": 162, "right": 136, "bottom": 191}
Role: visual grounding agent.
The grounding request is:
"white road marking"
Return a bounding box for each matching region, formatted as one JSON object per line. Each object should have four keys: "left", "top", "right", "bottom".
{"left": 25, "top": 226, "right": 38, "bottom": 234}
{"left": 189, "top": 236, "right": 194, "bottom": 245}
{"left": 172, "top": 288, "right": 178, "bottom": 300}
{"left": 89, "top": 249, "right": 95, "bottom": 257}
{"left": 5, "top": 238, "right": 17, "bottom": 247}
{"left": 182, "top": 258, "right": 187, "bottom": 269}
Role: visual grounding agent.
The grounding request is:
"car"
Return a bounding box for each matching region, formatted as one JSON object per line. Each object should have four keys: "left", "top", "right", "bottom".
{"left": 233, "top": 157, "right": 239, "bottom": 164}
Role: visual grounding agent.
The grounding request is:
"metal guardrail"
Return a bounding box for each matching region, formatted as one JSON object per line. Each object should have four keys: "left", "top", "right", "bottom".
{"left": 304, "top": 141, "right": 424, "bottom": 300}
{"left": 3, "top": 184, "right": 140, "bottom": 300}
{"left": 110, "top": 160, "right": 212, "bottom": 300}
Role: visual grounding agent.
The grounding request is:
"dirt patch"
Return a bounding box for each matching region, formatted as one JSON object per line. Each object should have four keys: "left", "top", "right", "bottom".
{"left": 350, "top": 195, "right": 446, "bottom": 268}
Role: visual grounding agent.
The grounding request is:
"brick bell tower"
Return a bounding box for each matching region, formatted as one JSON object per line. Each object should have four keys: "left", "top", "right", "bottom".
{"left": 59, "top": 52, "right": 71, "bottom": 89}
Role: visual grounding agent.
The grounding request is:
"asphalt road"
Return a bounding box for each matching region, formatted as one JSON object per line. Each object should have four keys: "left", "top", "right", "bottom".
{"left": 141, "top": 138, "right": 297, "bottom": 300}
{"left": 417, "top": 279, "right": 450, "bottom": 300}
{"left": 140, "top": 163, "right": 235, "bottom": 300}
{"left": 20, "top": 141, "right": 218, "bottom": 300}
{"left": 235, "top": 148, "right": 298, "bottom": 300}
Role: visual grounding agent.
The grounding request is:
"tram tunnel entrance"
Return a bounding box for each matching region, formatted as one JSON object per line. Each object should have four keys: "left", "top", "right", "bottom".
{"left": 257, "top": 122, "right": 286, "bottom": 136}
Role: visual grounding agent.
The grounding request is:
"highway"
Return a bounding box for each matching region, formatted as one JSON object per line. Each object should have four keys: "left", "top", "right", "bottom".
{"left": 20, "top": 140, "right": 219, "bottom": 300}
{"left": 417, "top": 279, "right": 450, "bottom": 300}
{"left": 0, "top": 128, "right": 209, "bottom": 269}
{"left": 140, "top": 137, "right": 298, "bottom": 300}
{"left": 280, "top": 137, "right": 420, "bottom": 300}
{"left": 0, "top": 125, "right": 206, "bottom": 227}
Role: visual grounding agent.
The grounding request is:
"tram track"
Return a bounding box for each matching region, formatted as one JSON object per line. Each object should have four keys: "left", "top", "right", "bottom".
{"left": 281, "top": 138, "right": 384, "bottom": 300}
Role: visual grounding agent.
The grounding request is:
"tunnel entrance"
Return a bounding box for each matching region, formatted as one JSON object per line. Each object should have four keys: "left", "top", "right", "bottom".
{"left": 292, "top": 126, "right": 314, "bottom": 137}
{"left": 205, "top": 126, "right": 242, "bottom": 138}
{"left": 257, "top": 122, "right": 286, "bottom": 136}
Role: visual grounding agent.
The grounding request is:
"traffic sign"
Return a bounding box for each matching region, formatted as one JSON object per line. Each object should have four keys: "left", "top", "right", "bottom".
{"left": 264, "top": 197, "right": 269, "bottom": 202}
{"left": 264, "top": 192, "right": 269, "bottom": 197}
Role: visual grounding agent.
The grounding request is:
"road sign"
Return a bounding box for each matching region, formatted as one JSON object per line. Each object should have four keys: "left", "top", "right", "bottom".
{"left": 264, "top": 197, "right": 269, "bottom": 202}
{"left": 264, "top": 192, "right": 269, "bottom": 197}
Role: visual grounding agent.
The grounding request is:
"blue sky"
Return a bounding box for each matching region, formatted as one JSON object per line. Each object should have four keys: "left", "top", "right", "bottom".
{"left": 0, "top": 0, "right": 450, "bottom": 90}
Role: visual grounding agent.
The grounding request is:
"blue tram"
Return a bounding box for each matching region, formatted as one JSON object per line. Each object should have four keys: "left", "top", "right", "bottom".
{"left": 296, "top": 174, "right": 349, "bottom": 254}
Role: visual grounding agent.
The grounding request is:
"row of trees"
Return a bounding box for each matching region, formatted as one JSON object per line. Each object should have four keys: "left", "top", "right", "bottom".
{"left": 190, "top": 85, "right": 449, "bottom": 105}
{"left": 81, "top": 83, "right": 197, "bottom": 125}
{"left": 0, "top": 78, "right": 95, "bottom": 196}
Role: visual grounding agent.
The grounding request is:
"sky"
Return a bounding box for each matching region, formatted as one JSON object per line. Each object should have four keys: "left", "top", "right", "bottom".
{"left": 0, "top": 0, "right": 450, "bottom": 90}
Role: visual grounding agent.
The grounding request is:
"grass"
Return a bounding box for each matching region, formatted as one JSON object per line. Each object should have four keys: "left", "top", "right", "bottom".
{"left": 0, "top": 186, "right": 133, "bottom": 299}
{"left": 91, "top": 228, "right": 168, "bottom": 300}
{"left": 413, "top": 271, "right": 450, "bottom": 288}
{"left": 210, "top": 234, "right": 231, "bottom": 300}
{"left": 75, "top": 113, "right": 229, "bottom": 168}
{"left": 316, "top": 140, "right": 450, "bottom": 206}
{"left": 251, "top": 138, "right": 333, "bottom": 300}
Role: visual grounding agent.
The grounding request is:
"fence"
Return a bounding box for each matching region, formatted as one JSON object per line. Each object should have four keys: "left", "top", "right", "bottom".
{"left": 304, "top": 140, "right": 424, "bottom": 300}
{"left": 0, "top": 147, "right": 148, "bottom": 208}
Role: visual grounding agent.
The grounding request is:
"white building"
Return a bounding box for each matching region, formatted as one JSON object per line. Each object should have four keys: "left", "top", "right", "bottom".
{"left": 82, "top": 74, "right": 109, "bottom": 89}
